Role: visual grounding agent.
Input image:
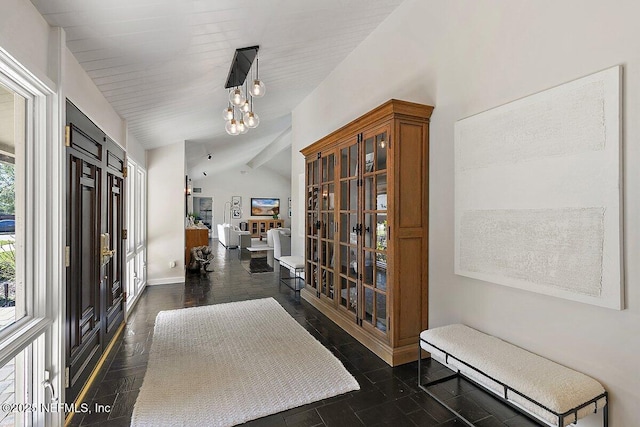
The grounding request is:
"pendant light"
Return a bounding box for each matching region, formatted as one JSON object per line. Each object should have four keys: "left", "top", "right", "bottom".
{"left": 229, "top": 86, "right": 246, "bottom": 107}
{"left": 225, "top": 109, "right": 239, "bottom": 135}
{"left": 250, "top": 56, "right": 266, "bottom": 98}
{"left": 240, "top": 81, "right": 251, "bottom": 113}
{"left": 222, "top": 46, "right": 266, "bottom": 134}
{"left": 237, "top": 118, "right": 248, "bottom": 134}
{"left": 243, "top": 96, "right": 260, "bottom": 128}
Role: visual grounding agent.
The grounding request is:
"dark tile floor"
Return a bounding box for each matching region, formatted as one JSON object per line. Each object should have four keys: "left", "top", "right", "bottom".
{"left": 68, "top": 240, "right": 543, "bottom": 427}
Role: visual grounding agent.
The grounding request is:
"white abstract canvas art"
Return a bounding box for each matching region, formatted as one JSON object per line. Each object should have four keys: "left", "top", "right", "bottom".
{"left": 454, "top": 66, "right": 623, "bottom": 309}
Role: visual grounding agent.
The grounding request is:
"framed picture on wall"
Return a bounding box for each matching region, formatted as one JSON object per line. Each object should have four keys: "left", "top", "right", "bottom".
{"left": 231, "top": 206, "right": 241, "bottom": 219}
{"left": 231, "top": 196, "right": 241, "bottom": 207}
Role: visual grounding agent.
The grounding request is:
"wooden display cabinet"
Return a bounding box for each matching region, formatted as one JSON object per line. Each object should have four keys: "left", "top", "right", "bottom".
{"left": 249, "top": 219, "right": 285, "bottom": 239}
{"left": 301, "top": 99, "right": 432, "bottom": 366}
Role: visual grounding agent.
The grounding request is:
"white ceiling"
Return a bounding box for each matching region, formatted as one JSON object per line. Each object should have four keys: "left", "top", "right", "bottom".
{"left": 30, "top": 0, "right": 404, "bottom": 176}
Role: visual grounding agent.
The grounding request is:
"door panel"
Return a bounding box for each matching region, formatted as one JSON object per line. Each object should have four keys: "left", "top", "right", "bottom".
{"left": 66, "top": 101, "right": 126, "bottom": 403}
{"left": 66, "top": 144, "right": 102, "bottom": 403}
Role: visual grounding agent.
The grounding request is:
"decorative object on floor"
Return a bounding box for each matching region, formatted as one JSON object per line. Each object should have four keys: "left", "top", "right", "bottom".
{"left": 454, "top": 66, "right": 622, "bottom": 309}
{"left": 223, "top": 46, "right": 265, "bottom": 135}
{"left": 418, "top": 324, "right": 608, "bottom": 427}
{"left": 188, "top": 245, "right": 214, "bottom": 275}
{"left": 131, "top": 298, "right": 359, "bottom": 427}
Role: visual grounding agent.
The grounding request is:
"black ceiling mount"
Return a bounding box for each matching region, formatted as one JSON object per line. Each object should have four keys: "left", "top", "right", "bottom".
{"left": 224, "top": 45, "right": 259, "bottom": 89}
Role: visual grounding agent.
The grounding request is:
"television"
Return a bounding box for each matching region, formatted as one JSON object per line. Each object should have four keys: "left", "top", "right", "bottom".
{"left": 251, "top": 198, "right": 280, "bottom": 216}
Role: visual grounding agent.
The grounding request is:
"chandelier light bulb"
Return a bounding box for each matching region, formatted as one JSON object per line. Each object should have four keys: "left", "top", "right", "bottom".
{"left": 225, "top": 119, "right": 239, "bottom": 135}
{"left": 222, "top": 106, "right": 234, "bottom": 121}
{"left": 240, "top": 99, "right": 251, "bottom": 113}
{"left": 243, "top": 111, "right": 260, "bottom": 128}
{"left": 237, "top": 119, "right": 248, "bottom": 134}
{"left": 229, "top": 87, "right": 246, "bottom": 106}
{"left": 250, "top": 79, "right": 266, "bottom": 98}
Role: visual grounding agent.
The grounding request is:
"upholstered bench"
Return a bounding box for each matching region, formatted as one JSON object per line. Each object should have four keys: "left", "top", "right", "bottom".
{"left": 278, "top": 256, "right": 305, "bottom": 300}
{"left": 418, "top": 324, "right": 608, "bottom": 427}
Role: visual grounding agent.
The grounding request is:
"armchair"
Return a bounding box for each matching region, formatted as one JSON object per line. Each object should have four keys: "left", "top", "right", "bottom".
{"left": 217, "top": 223, "right": 249, "bottom": 248}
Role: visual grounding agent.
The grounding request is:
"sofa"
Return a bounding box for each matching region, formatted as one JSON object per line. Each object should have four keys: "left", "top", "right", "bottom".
{"left": 217, "top": 223, "right": 249, "bottom": 248}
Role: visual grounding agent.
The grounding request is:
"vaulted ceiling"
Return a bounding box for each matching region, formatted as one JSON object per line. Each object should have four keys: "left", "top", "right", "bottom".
{"left": 30, "top": 0, "right": 404, "bottom": 176}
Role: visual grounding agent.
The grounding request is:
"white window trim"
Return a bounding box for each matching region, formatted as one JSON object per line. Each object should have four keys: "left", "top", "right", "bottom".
{"left": 0, "top": 45, "right": 61, "bottom": 426}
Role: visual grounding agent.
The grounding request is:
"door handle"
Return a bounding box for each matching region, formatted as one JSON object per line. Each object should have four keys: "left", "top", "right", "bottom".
{"left": 101, "top": 233, "right": 115, "bottom": 264}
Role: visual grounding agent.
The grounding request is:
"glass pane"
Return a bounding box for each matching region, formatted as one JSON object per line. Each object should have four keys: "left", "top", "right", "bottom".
{"left": 340, "top": 214, "right": 349, "bottom": 243}
{"left": 340, "top": 181, "right": 348, "bottom": 210}
{"left": 364, "top": 287, "right": 374, "bottom": 324}
{"left": 349, "top": 144, "right": 358, "bottom": 176}
{"left": 313, "top": 160, "right": 319, "bottom": 185}
{"left": 307, "top": 186, "right": 318, "bottom": 211}
{"left": 375, "top": 260, "right": 387, "bottom": 290}
{"left": 376, "top": 293, "right": 387, "bottom": 332}
{"left": 328, "top": 153, "right": 334, "bottom": 181}
{"left": 348, "top": 247, "right": 358, "bottom": 279}
{"left": 321, "top": 185, "right": 329, "bottom": 210}
{"left": 320, "top": 214, "right": 328, "bottom": 239}
{"left": 340, "top": 277, "right": 348, "bottom": 308}
{"left": 364, "top": 176, "right": 374, "bottom": 211}
{"left": 349, "top": 179, "right": 358, "bottom": 210}
{"left": 340, "top": 148, "right": 348, "bottom": 178}
{"left": 376, "top": 132, "right": 387, "bottom": 171}
{"left": 0, "top": 347, "right": 30, "bottom": 426}
{"left": 348, "top": 280, "right": 357, "bottom": 313}
{"left": 365, "top": 137, "right": 374, "bottom": 174}
{"left": 340, "top": 245, "right": 348, "bottom": 275}
{"left": 327, "top": 273, "right": 334, "bottom": 298}
{"left": 311, "top": 264, "right": 318, "bottom": 289}
{"left": 321, "top": 156, "right": 327, "bottom": 182}
{"left": 377, "top": 174, "right": 387, "bottom": 211}
{"left": 0, "top": 83, "right": 25, "bottom": 331}
{"left": 327, "top": 212, "right": 335, "bottom": 240}
{"left": 364, "top": 214, "right": 374, "bottom": 248}
{"left": 363, "top": 251, "right": 374, "bottom": 284}
{"left": 328, "top": 183, "right": 335, "bottom": 210}
{"left": 326, "top": 240, "right": 334, "bottom": 269}
{"left": 376, "top": 214, "right": 387, "bottom": 252}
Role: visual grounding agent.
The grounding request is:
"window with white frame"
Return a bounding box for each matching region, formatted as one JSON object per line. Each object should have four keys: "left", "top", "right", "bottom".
{"left": 0, "top": 48, "right": 57, "bottom": 427}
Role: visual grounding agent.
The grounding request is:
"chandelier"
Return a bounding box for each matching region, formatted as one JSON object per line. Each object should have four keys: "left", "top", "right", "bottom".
{"left": 223, "top": 46, "right": 265, "bottom": 135}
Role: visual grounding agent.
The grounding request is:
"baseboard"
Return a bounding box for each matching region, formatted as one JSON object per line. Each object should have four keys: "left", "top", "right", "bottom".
{"left": 147, "top": 276, "right": 185, "bottom": 286}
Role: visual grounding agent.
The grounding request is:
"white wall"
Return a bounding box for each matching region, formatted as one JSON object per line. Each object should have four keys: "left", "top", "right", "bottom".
{"left": 0, "top": 0, "right": 52, "bottom": 85}
{"left": 147, "top": 141, "right": 185, "bottom": 285}
{"left": 64, "top": 48, "right": 126, "bottom": 146}
{"left": 191, "top": 166, "right": 291, "bottom": 238}
{"left": 127, "top": 130, "right": 146, "bottom": 166}
{"left": 291, "top": 1, "right": 640, "bottom": 425}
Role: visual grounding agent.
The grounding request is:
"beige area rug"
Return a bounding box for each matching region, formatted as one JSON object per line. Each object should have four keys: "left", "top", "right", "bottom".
{"left": 131, "top": 298, "right": 359, "bottom": 426}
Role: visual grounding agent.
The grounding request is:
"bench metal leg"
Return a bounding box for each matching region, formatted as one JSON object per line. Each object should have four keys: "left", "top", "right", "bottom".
{"left": 604, "top": 401, "right": 608, "bottom": 427}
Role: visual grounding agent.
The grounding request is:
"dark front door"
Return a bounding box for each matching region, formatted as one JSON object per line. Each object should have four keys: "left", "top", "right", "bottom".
{"left": 65, "top": 100, "right": 125, "bottom": 403}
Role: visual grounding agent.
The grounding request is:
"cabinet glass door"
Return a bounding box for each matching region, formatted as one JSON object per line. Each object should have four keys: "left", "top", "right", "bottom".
{"left": 361, "top": 127, "right": 389, "bottom": 335}
{"left": 338, "top": 140, "right": 359, "bottom": 316}
{"left": 319, "top": 151, "right": 336, "bottom": 301}
{"left": 305, "top": 158, "right": 319, "bottom": 291}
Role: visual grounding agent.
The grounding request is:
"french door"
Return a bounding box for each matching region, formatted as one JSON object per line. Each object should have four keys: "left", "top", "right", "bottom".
{"left": 65, "top": 100, "right": 125, "bottom": 403}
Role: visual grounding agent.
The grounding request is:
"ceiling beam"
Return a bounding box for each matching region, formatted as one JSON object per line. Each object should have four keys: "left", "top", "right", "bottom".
{"left": 246, "top": 126, "right": 291, "bottom": 170}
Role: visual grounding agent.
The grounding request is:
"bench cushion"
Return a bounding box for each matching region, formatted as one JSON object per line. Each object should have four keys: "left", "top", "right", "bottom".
{"left": 420, "top": 324, "right": 605, "bottom": 426}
